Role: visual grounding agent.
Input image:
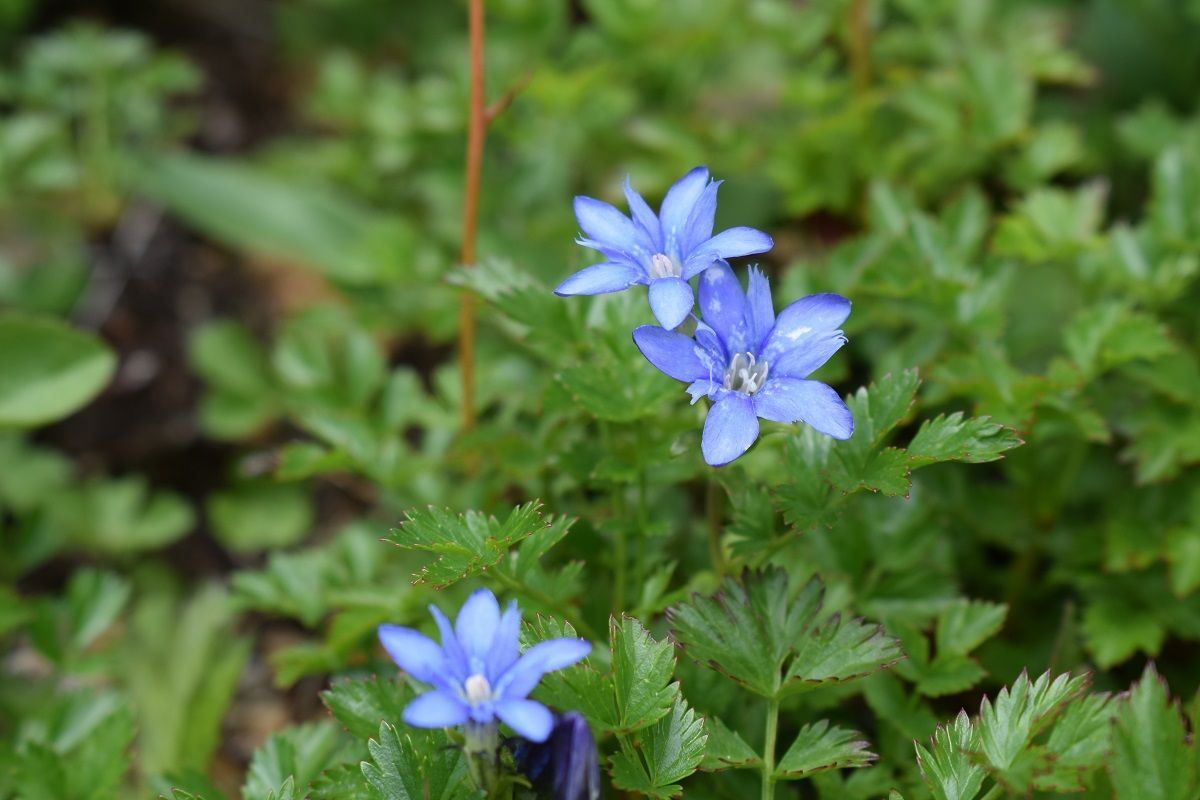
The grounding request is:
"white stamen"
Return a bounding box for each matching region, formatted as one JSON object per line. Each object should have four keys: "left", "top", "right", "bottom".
{"left": 723, "top": 352, "right": 769, "bottom": 395}
{"left": 464, "top": 674, "right": 492, "bottom": 705}
{"left": 650, "top": 253, "right": 681, "bottom": 280}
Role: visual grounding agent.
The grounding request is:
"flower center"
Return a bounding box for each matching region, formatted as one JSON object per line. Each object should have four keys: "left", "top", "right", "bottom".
{"left": 723, "top": 352, "right": 769, "bottom": 395}
{"left": 464, "top": 673, "right": 492, "bottom": 706}
{"left": 649, "top": 252, "right": 682, "bottom": 280}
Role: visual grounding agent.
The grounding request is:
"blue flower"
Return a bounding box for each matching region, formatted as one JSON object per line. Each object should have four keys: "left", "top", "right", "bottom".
{"left": 511, "top": 712, "right": 602, "bottom": 800}
{"left": 378, "top": 588, "right": 591, "bottom": 743}
{"left": 557, "top": 166, "right": 774, "bottom": 330}
{"left": 632, "top": 263, "right": 853, "bottom": 466}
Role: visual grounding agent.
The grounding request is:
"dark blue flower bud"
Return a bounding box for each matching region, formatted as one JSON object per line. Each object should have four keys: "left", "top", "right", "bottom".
{"left": 512, "top": 712, "right": 601, "bottom": 800}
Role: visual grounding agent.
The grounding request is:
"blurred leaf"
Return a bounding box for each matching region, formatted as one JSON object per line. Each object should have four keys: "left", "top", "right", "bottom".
{"left": 0, "top": 312, "right": 115, "bottom": 427}
{"left": 208, "top": 481, "right": 313, "bottom": 554}
{"left": 130, "top": 153, "right": 412, "bottom": 285}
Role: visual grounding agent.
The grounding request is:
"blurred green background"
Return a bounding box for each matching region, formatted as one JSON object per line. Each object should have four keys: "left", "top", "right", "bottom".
{"left": 3, "top": 0, "right": 1200, "bottom": 797}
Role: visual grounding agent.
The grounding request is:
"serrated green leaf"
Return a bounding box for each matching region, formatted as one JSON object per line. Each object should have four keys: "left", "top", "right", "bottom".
{"left": 670, "top": 570, "right": 900, "bottom": 699}
{"left": 385, "top": 502, "right": 547, "bottom": 587}
{"left": 243, "top": 722, "right": 341, "bottom": 800}
{"left": 609, "top": 699, "right": 706, "bottom": 799}
{"left": 784, "top": 614, "right": 905, "bottom": 694}
{"left": 361, "top": 722, "right": 472, "bottom": 800}
{"left": 310, "top": 764, "right": 380, "bottom": 800}
{"left": 1033, "top": 693, "right": 1115, "bottom": 792}
{"left": 1110, "top": 664, "right": 1196, "bottom": 800}
{"left": 699, "top": 716, "right": 760, "bottom": 771}
{"left": 612, "top": 616, "right": 678, "bottom": 732}
{"left": 976, "top": 671, "right": 1088, "bottom": 773}
{"left": 774, "top": 719, "right": 876, "bottom": 779}
{"left": 916, "top": 711, "right": 985, "bottom": 800}
{"left": 668, "top": 568, "right": 822, "bottom": 697}
{"left": 935, "top": 600, "right": 1008, "bottom": 656}
{"left": 322, "top": 677, "right": 411, "bottom": 741}
{"left": 907, "top": 414, "right": 1023, "bottom": 467}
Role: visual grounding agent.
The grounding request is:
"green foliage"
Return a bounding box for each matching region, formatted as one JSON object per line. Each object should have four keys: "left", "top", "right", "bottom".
{"left": 1110, "top": 664, "right": 1196, "bottom": 800}
{"left": 668, "top": 568, "right": 902, "bottom": 699}
{"left": 361, "top": 722, "right": 472, "bottom": 800}
{"left": 609, "top": 699, "right": 707, "bottom": 799}
{"left": 0, "top": 313, "right": 115, "bottom": 427}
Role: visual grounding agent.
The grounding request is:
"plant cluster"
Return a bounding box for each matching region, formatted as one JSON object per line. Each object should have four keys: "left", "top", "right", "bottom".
{"left": 2, "top": 1, "right": 1200, "bottom": 799}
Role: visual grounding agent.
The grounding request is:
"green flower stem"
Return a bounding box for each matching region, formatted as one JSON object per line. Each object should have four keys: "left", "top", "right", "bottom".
{"left": 761, "top": 697, "right": 780, "bottom": 800}
{"left": 463, "top": 721, "right": 501, "bottom": 796}
{"left": 706, "top": 478, "right": 727, "bottom": 575}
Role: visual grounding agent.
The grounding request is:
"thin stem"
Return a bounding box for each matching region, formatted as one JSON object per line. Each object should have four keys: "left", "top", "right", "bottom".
{"left": 848, "top": 0, "right": 871, "bottom": 93}
{"left": 761, "top": 697, "right": 780, "bottom": 800}
{"left": 706, "top": 478, "right": 727, "bottom": 575}
{"left": 634, "top": 458, "right": 649, "bottom": 594}
{"left": 458, "top": 0, "right": 486, "bottom": 434}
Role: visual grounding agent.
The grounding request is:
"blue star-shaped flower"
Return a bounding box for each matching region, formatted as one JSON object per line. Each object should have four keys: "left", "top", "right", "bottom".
{"left": 378, "top": 588, "right": 591, "bottom": 743}
{"left": 556, "top": 166, "right": 774, "bottom": 329}
{"left": 632, "top": 263, "right": 854, "bottom": 466}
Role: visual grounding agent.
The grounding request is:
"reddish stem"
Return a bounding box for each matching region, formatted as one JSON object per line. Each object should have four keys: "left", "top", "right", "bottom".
{"left": 458, "top": 0, "right": 486, "bottom": 436}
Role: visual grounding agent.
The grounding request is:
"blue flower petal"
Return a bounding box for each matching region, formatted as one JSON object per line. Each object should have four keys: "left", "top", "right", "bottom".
{"left": 455, "top": 588, "right": 501, "bottom": 668}
{"left": 698, "top": 263, "right": 753, "bottom": 355}
{"left": 746, "top": 267, "right": 775, "bottom": 349}
{"left": 555, "top": 263, "right": 645, "bottom": 296}
{"left": 681, "top": 180, "right": 721, "bottom": 256}
{"left": 486, "top": 601, "right": 522, "bottom": 680}
{"left": 687, "top": 379, "right": 717, "bottom": 404}
{"left": 647, "top": 276, "right": 695, "bottom": 329}
{"left": 702, "top": 393, "right": 760, "bottom": 466}
{"left": 633, "top": 325, "right": 707, "bottom": 383}
{"left": 659, "top": 166, "right": 709, "bottom": 260}
{"left": 694, "top": 322, "right": 727, "bottom": 367}
{"left": 429, "top": 604, "right": 469, "bottom": 682}
{"left": 496, "top": 699, "right": 555, "bottom": 743}
{"left": 573, "top": 196, "right": 643, "bottom": 253}
{"left": 496, "top": 638, "right": 591, "bottom": 700}
{"left": 377, "top": 625, "right": 445, "bottom": 684}
{"left": 623, "top": 176, "right": 662, "bottom": 251}
{"left": 760, "top": 293, "right": 851, "bottom": 369}
{"left": 402, "top": 689, "right": 471, "bottom": 728}
{"left": 771, "top": 332, "right": 847, "bottom": 379}
{"left": 754, "top": 378, "right": 853, "bottom": 439}
{"left": 682, "top": 227, "right": 774, "bottom": 278}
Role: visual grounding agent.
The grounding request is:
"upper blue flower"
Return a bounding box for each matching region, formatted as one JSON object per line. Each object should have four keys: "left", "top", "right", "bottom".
{"left": 632, "top": 263, "right": 854, "bottom": 466}
{"left": 556, "top": 166, "right": 774, "bottom": 330}
{"left": 378, "top": 588, "right": 591, "bottom": 743}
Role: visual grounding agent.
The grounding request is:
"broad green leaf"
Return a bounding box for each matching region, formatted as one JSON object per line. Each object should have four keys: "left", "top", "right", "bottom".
{"left": 0, "top": 312, "right": 116, "bottom": 427}
{"left": 322, "top": 677, "right": 411, "bottom": 740}
{"left": 310, "top": 764, "right": 379, "bottom": 800}
{"left": 699, "top": 716, "right": 760, "bottom": 771}
{"left": 130, "top": 153, "right": 411, "bottom": 285}
{"left": 775, "top": 720, "right": 875, "bottom": 779}
{"left": 1167, "top": 526, "right": 1200, "bottom": 597}
{"left": 907, "top": 414, "right": 1023, "bottom": 467}
{"left": 935, "top": 600, "right": 1008, "bottom": 656}
{"left": 916, "top": 711, "right": 985, "bottom": 800}
{"left": 609, "top": 699, "right": 706, "bottom": 799}
{"left": 385, "top": 501, "right": 547, "bottom": 587}
{"left": 361, "top": 722, "right": 472, "bottom": 800}
{"left": 61, "top": 475, "right": 194, "bottom": 553}
{"left": 1110, "top": 664, "right": 1196, "bottom": 800}
{"left": 611, "top": 616, "right": 678, "bottom": 733}
{"left": 1064, "top": 303, "right": 1174, "bottom": 377}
